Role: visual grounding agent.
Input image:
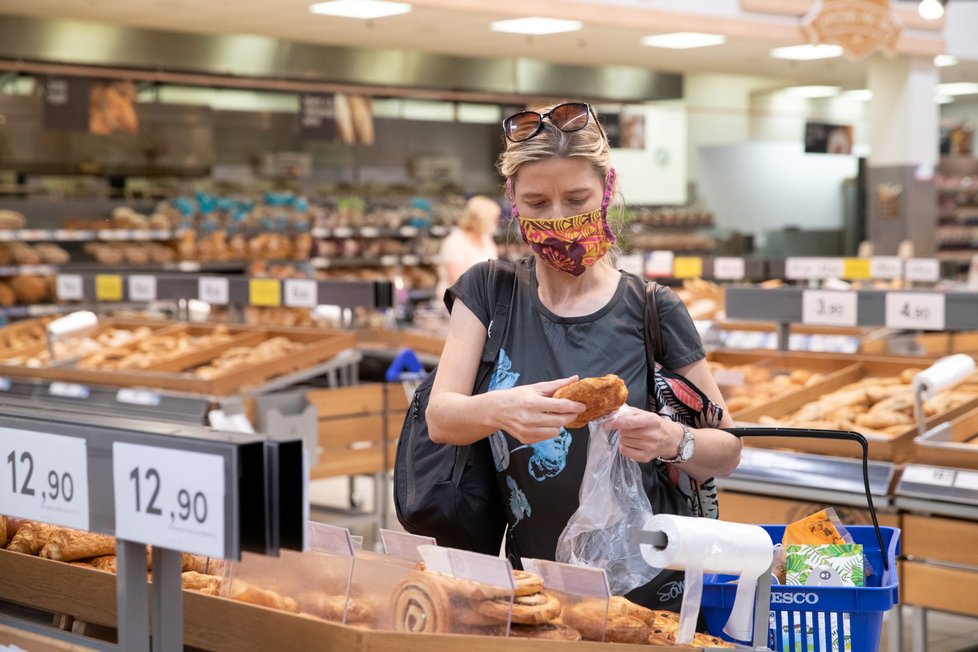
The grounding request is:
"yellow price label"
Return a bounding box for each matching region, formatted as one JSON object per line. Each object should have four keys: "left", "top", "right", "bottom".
{"left": 673, "top": 257, "right": 703, "bottom": 279}
{"left": 249, "top": 279, "right": 281, "bottom": 307}
{"left": 843, "top": 258, "right": 871, "bottom": 280}
{"left": 95, "top": 275, "right": 123, "bottom": 301}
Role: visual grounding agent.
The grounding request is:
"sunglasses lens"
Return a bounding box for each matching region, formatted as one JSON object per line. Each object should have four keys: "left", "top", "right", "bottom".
{"left": 550, "top": 103, "right": 589, "bottom": 132}
{"left": 505, "top": 112, "right": 542, "bottom": 141}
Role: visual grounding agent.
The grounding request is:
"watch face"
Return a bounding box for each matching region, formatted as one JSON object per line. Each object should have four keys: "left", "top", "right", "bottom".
{"left": 680, "top": 432, "right": 695, "bottom": 461}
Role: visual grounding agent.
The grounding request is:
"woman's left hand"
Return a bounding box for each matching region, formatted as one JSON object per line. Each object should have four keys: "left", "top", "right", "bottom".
{"left": 608, "top": 406, "right": 682, "bottom": 463}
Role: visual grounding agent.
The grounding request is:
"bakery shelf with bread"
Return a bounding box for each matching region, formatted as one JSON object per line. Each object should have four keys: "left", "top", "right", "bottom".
{"left": 913, "top": 402, "right": 978, "bottom": 471}
{"left": 734, "top": 360, "right": 978, "bottom": 461}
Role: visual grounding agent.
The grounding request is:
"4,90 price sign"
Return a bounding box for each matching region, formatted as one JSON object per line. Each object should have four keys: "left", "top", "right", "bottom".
{"left": 0, "top": 428, "right": 90, "bottom": 530}
{"left": 112, "top": 443, "right": 225, "bottom": 558}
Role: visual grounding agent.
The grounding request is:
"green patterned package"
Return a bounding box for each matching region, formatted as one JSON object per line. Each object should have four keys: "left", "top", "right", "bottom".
{"left": 784, "top": 543, "right": 865, "bottom": 587}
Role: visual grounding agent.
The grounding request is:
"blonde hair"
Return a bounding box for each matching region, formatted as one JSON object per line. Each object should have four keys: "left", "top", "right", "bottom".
{"left": 458, "top": 195, "right": 501, "bottom": 234}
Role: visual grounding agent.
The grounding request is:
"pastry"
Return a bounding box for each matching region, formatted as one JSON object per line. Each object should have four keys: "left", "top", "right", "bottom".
{"left": 391, "top": 572, "right": 455, "bottom": 633}
{"left": 561, "top": 598, "right": 651, "bottom": 643}
{"left": 182, "top": 571, "right": 222, "bottom": 596}
{"left": 228, "top": 579, "right": 300, "bottom": 613}
{"left": 0, "top": 515, "right": 6, "bottom": 548}
{"left": 6, "top": 521, "right": 58, "bottom": 554}
{"left": 512, "top": 569, "right": 545, "bottom": 597}
{"left": 553, "top": 374, "right": 629, "bottom": 428}
{"left": 89, "top": 555, "right": 118, "bottom": 573}
{"left": 297, "top": 592, "right": 374, "bottom": 624}
{"left": 474, "top": 591, "right": 562, "bottom": 625}
{"left": 181, "top": 552, "right": 210, "bottom": 574}
{"left": 40, "top": 529, "right": 116, "bottom": 562}
{"left": 510, "top": 622, "right": 582, "bottom": 640}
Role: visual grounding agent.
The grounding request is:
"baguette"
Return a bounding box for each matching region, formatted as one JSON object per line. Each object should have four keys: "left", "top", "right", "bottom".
{"left": 40, "top": 530, "right": 116, "bottom": 562}
{"left": 6, "top": 521, "right": 58, "bottom": 554}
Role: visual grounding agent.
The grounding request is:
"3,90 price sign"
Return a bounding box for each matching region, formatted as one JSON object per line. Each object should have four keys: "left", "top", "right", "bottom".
{"left": 112, "top": 443, "right": 225, "bottom": 558}
{"left": 0, "top": 428, "right": 90, "bottom": 530}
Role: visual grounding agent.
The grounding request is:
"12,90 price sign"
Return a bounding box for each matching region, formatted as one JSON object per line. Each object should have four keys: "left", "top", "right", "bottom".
{"left": 112, "top": 443, "right": 226, "bottom": 558}
{"left": 0, "top": 428, "right": 90, "bottom": 530}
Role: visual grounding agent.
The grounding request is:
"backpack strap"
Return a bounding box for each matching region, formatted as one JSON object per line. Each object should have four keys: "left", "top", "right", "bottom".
{"left": 644, "top": 281, "right": 664, "bottom": 373}
{"left": 481, "top": 259, "right": 517, "bottom": 366}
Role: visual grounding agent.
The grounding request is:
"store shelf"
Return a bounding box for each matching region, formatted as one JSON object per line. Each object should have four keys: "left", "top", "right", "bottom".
{"left": 0, "top": 264, "right": 59, "bottom": 276}
{"left": 0, "top": 229, "right": 174, "bottom": 242}
{"left": 0, "top": 302, "right": 152, "bottom": 319}
{"left": 311, "top": 225, "right": 448, "bottom": 239}
{"left": 895, "top": 464, "right": 978, "bottom": 513}
{"left": 311, "top": 255, "right": 438, "bottom": 269}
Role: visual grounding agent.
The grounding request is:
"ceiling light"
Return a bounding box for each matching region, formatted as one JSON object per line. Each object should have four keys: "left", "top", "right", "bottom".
{"left": 934, "top": 54, "right": 959, "bottom": 67}
{"left": 918, "top": 0, "right": 945, "bottom": 21}
{"left": 842, "top": 89, "right": 873, "bottom": 102}
{"left": 936, "top": 95, "right": 954, "bottom": 104}
{"left": 641, "top": 32, "right": 726, "bottom": 49}
{"left": 490, "top": 17, "right": 583, "bottom": 35}
{"left": 308, "top": 1, "right": 411, "bottom": 19}
{"left": 783, "top": 85, "right": 842, "bottom": 99}
{"left": 937, "top": 82, "right": 978, "bottom": 96}
{"left": 770, "top": 44, "right": 844, "bottom": 61}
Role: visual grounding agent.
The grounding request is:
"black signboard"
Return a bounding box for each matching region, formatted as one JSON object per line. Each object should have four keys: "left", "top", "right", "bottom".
{"left": 805, "top": 121, "right": 854, "bottom": 155}
{"left": 298, "top": 93, "right": 336, "bottom": 141}
{"left": 43, "top": 77, "right": 91, "bottom": 131}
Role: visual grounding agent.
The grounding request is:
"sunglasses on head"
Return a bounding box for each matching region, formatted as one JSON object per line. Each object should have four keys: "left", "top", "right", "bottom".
{"left": 502, "top": 102, "right": 605, "bottom": 143}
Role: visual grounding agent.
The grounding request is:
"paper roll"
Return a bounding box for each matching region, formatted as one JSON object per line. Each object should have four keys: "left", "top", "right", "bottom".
{"left": 913, "top": 354, "right": 976, "bottom": 400}
{"left": 639, "top": 514, "right": 773, "bottom": 644}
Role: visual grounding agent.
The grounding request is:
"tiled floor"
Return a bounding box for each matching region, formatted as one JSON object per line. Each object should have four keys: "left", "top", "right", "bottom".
{"left": 310, "top": 477, "right": 978, "bottom": 651}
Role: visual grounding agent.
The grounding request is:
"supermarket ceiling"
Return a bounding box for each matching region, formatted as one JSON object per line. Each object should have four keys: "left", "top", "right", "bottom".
{"left": 0, "top": 0, "right": 975, "bottom": 90}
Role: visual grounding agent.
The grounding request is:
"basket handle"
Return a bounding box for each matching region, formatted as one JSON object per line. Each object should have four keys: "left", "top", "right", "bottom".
{"left": 723, "top": 427, "right": 889, "bottom": 573}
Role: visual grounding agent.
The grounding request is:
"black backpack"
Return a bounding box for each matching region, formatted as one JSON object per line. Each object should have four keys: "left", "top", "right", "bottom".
{"left": 393, "top": 259, "right": 517, "bottom": 555}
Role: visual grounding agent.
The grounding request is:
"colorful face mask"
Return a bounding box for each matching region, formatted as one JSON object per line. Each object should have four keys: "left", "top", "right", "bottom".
{"left": 508, "top": 168, "right": 617, "bottom": 277}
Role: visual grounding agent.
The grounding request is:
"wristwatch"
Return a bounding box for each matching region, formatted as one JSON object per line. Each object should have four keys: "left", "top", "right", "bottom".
{"left": 658, "top": 422, "right": 695, "bottom": 464}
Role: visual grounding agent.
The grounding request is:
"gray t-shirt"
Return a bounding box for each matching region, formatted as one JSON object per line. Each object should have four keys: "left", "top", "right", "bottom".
{"left": 447, "top": 256, "right": 705, "bottom": 563}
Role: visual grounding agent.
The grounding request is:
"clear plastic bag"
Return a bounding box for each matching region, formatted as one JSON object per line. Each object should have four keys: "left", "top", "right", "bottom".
{"left": 555, "top": 407, "right": 660, "bottom": 595}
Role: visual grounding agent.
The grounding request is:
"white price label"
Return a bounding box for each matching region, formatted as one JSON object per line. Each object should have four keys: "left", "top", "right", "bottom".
{"left": 379, "top": 255, "right": 399, "bottom": 267}
{"left": 0, "top": 230, "right": 15, "bottom": 241}
{"left": 116, "top": 389, "right": 162, "bottom": 407}
{"left": 284, "top": 279, "right": 318, "bottom": 308}
{"left": 905, "top": 258, "right": 940, "bottom": 283}
{"left": 712, "top": 369, "right": 745, "bottom": 386}
{"left": 885, "top": 292, "right": 945, "bottom": 331}
{"left": 645, "top": 251, "right": 674, "bottom": 277}
{"left": 617, "top": 254, "right": 644, "bottom": 277}
{"left": 128, "top": 275, "right": 157, "bottom": 302}
{"left": 112, "top": 443, "right": 226, "bottom": 558}
{"left": 399, "top": 226, "right": 420, "bottom": 238}
{"left": 786, "top": 257, "right": 845, "bottom": 280}
{"left": 713, "top": 257, "right": 746, "bottom": 280}
{"left": 430, "top": 225, "right": 449, "bottom": 237}
{"left": 49, "top": 383, "right": 90, "bottom": 399}
{"left": 360, "top": 227, "right": 380, "bottom": 238}
{"left": 447, "top": 548, "right": 514, "bottom": 590}
{"left": 0, "top": 427, "right": 90, "bottom": 530}
{"left": 307, "top": 522, "right": 355, "bottom": 557}
{"left": 902, "top": 465, "right": 955, "bottom": 487}
{"left": 198, "top": 277, "right": 229, "bottom": 305}
{"left": 870, "top": 257, "right": 903, "bottom": 280}
{"left": 332, "top": 227, "right": 353, "bottom": 238}
{"left": 0, "top": 377, "right": 10, "bottom": 391}
{"left": 802, "top": 290, "right": 858, "bottom": 327}
{"left": 521, "top": 558, "right": 609, "bottom": 598}
{"left": 380, "top": 529, "right": 436, "bottom": 562}
{"left": 418, "top": 545, "right": 453, "bottom": 576}
{"left": 56, "top": 274, "right": 84, "bottom": 301}
{"left": 401, "top": 255, "right": 421, "bottom": 266}
{"left": 953, "top": 471, "right": 978, "bottom": 491}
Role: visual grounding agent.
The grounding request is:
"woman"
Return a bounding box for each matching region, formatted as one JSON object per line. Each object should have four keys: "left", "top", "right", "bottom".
{"left": 426, "top": 101, "right": 740, "bottom": 610}
{"left": 433, "top": 194, "right": 501, "bottom": 304}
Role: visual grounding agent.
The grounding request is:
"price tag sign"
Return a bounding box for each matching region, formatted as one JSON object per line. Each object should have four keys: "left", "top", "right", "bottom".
{"left": 885, "top": 292, "right": 945, "bottom": 331}
{"left": 379, "top": 255, "right": 399, "bottom": 267}
{"left": 198, "top": 277, "right": 229, "bottom": 305}
{"left": 617, "top": 254, "right": 645, "bottom": 277}
{"left": 380, "top": 529, "right": 436, "bottom": 562}
{"left": 522, "top": 558, "right": 610, "bottom": 598}
{"left": 112, "top": 443, "right": 226, "bottom": 558}
{"left": 95, "top": 275, "right": 123, "bottom": 301}
{"left": 116, "top": 389, "right": 162, "bottom": 407}
{"left": 56, "top": 274, "right": 84, "bottom": 301}
{"left": 842, "top": 258, "right": 871, "bottom": 280}
{"left": 0, "top": 427, "right": 90, "bottom": 530}
{"left": 332, "top": 227, "right": 354, "bottom": 238}
{"left": 307, "top": 522, "right": 355, "bottom": 557}
{"left": 249, "top": 279, "right": 281, "bottom": 307}
{"left": 712, "top": 369, "right": 745, "bottom": 386}
{"left": 802, "top": 290, "right": 858, "bottom": 327}
{"left": 673, "top": 257, "right": 703, "bottom": 279}
{"left": 127, "top": 275, "right": 157, "bottom": 302}
{"left": 870, "top": 257, "right": 903, "bottom": 280}
{"left": 445, "top": 548, "right": 514, "bottom": 590}
{"left": 786, "top": 257, "right": 845, "bottom": 280}
{"left": 401, "top": 255, "right": 421, "bottom": 266}
{"left": 905, "top": 258, "right": 940, "bottom": 283}
{"left": 645, "top": 251, "right": 674, "bottom": 278}
{"left": 284, "top": 279, "right": 318, "bottom": 308}
{"left": 49, "top": 383, "right": 90, "bottom": 399}
{"left": 399, "top": 226, "right": 420, "bottom": 238}
{"left": 360, "top": 227, "right": 380, "bottom": 238}
{"left": 902, "top": 465, "right": 955, "bottom": 487}
{"left": 713, "top": 257, "right": 746, "bottom": 281}
{"left": 953, "top": 471, "right": 978, "bottom": 491}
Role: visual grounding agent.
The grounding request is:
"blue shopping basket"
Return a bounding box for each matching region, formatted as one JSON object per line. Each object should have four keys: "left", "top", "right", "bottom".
{"left": 703, "top": 427, "right": 901, "bottom": 651}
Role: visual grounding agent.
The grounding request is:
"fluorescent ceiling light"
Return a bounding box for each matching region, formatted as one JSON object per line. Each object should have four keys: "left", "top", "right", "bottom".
{"left": 783, "top": 85, "right": 841, "bottom": 99}
{"left": 936, "top": 95, "right": 954, "bottom": 104}
{"left": 842, "top": 89, "right": 873, "bottom": 102}
{"left": 308, "top": 1, "right": 411, "bottom": 19}
{"left": 490, "top": 17, "right": 583, "bottom": 35}
{"left": 770, "top": 44, "right": 844, "bottom": 60}
{"left": 934, "top": 54, "right": 959, "bottom": 67}
{"left": 937, "top": 82, "right": 978, "bottom": 96}
{"left": 918, "top": 0, "right": 945, "bottom": 21}
{"left": 641, "top": 32, "right": 726, "bottom": 49}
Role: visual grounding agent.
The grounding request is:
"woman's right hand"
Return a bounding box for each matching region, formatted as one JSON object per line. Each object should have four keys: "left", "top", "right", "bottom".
{"left": 491, "top": 376, "right": 586, "bottom": 445}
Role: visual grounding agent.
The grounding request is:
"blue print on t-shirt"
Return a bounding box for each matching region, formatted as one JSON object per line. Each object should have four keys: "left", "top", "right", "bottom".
{"left": 488, "top": 348, "right": 520, "bottom": 472}
{"left": 506, "top": 475, "right": 531, "bottom": 526}
{"left": 525, "top": 428, "right": 571, "bottom": 481}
